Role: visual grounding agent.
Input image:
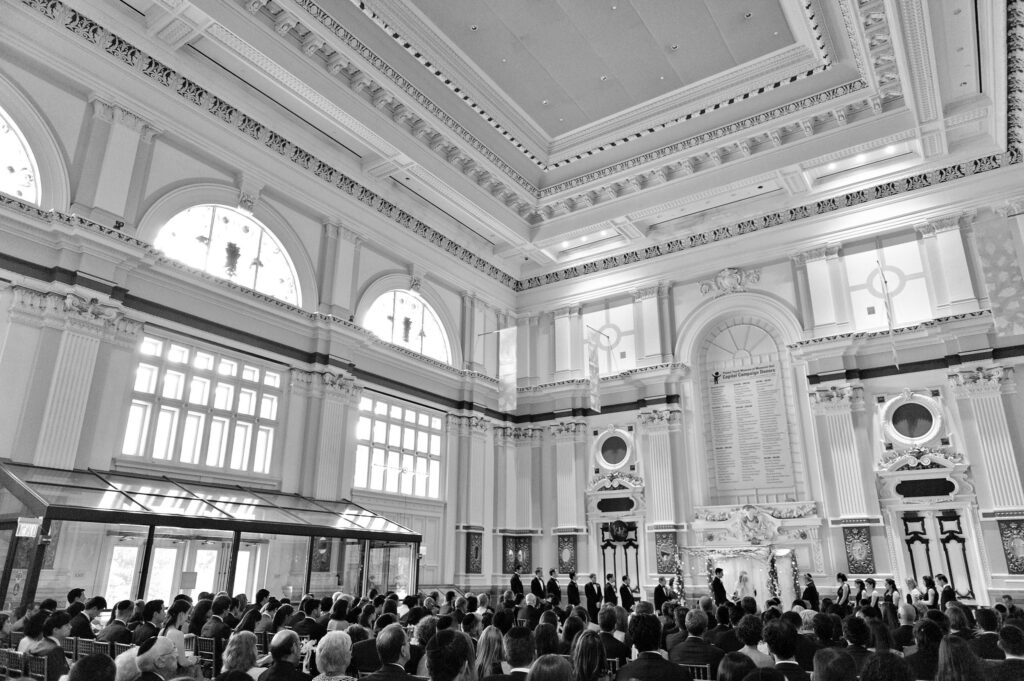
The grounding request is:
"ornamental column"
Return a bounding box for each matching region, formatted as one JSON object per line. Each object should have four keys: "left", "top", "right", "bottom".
{"left": 309, "top": 370, "right": 362, "bottom": 500}
{"left": 809, "top": 384, "right": 880, "bottom": 520}
{"left": 553, "top": 307, "right": 583, "bottom": 380}
{"left": 638, "top": 409, "right": 682, "bottom": 525}
{"left": 794, "top": 245, "right": 848, "bottom": 336}
{"left": 948, "top": 366, "right": 1024, "bottom": 510}
{"left": 450, "top": 414, "right": 494, "bottom": 585}
{"left": 916, "top": 214, "right": 980, "bottom": 315}
{"left": 547, "top": 421, "right": 586, "bottom": 575}
{"left": 0, "top": 286, "right": 140, "bottom": 469}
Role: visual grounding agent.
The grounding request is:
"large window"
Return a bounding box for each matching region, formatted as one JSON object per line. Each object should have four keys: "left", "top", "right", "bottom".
{"left": 154, "top": 204, "right": 300, "bottom": 305}
{"left": 0, "top": 105, "right": 40, "bottom": 205}
{"left": 121, "top": 335, "right": 282, "bottom": 475}
{"left": 353, "top": 396, "right": 443, "bottom": 499}
{"left": 362, "top": 290, "right": 451, "bottom": 364}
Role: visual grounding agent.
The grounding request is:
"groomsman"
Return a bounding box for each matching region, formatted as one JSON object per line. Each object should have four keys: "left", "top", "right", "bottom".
{"left": 604, "top": 573, "right": 618, "bottom": 606}
{"left": 585, "top": 574, "right": 601, "bottom": 622}
{"left": 547, "top": 569, "right": 561, "bottom": 606}
{"left": 510, "top": 565, "right": 523, "bottom": 597}
{"left": 531, "top": 568, "right": 546, "bottom": 600}
{"left": 654, "top": 576, "right": 669, "bottom": 612}
{"left": 567, "top": 572, "right": 580, "bottom": 607}
{"left": 620, "top": 575, "right": 636, "bottom": 612}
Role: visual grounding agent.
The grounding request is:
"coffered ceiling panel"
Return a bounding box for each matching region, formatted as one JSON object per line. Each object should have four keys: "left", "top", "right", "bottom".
{"left": 402, "top": 0, "right": 794, "bottom": 138}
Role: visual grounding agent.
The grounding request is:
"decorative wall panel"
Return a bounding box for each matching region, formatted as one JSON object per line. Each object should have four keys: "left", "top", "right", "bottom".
{"left": 465, "top": 532, "right": 482, "bottom": 574}
{"left": 842, "top": 526, "right": 875, "bottom": 574}
{"left": 998, "top": 519, "right": 1024, "bottom": 574}
{"left": 502, "top": 536, "right": 531, "bottom": 574}
{"left": 557, "top": 535, "right": 577, "bottom": 574}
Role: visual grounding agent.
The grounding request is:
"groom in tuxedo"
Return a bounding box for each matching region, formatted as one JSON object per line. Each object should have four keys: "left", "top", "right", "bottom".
{"left": 585, "top": 573, "right": 601, "bottom": 622}
{"left": 711, "top": 567, "right": 727, "bottom": 605}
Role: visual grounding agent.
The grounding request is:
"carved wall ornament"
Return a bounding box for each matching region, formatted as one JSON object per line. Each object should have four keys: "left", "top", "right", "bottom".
{"left": 557, "top": 535, "right": 577, "bottom": 574}
{"left": 842, "top": 526, "right": 876, "bottom": 574}
{"left": 447, "top": 414, "right": 491, "bottom": 436}
{"left": 998, "top": 520, "right": 1024, "bottom": 574}
{"left": 494, "top": 426, "right": 544, "bottom": 444}
{"left": 590, "top": 471, "right": 644, "bottom": 491}
{"left": 408, "top": 276, "right": 422, "bottom": 293}
{"left": 727, "top": 505, "right": 781, "bottom": 544}
{"left": 638, "top": 409, "right": 681, "bottom": 427}
{"left": 698, "top": 268, "right": 761, "bottom": 297}
{"left": 694, "top": 502, "right": 818, "bottom": 522}
{"left": 549, "top": 421, "right": 587, "bottom": 440}
{"left": 809, "top": 385, "right": 864, "bottom": 413}
{"left": 948, "top": 366, "right": 1016, "bottom": 396}
{"left": 878, "top": 446, "right": 964, "bottom": 472}
{"left": 465, "top": 532, "right": 482, "bottom": 574}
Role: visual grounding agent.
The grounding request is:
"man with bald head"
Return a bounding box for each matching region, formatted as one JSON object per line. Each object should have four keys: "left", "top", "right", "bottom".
{"left": 262, "top": 630, "right": 312, "bottom": 681}
{"left": 362, "top": 623, "right": 412, "bottom": 681}
{"left": 135, "top": 636, "right": 177, "bottom": 681}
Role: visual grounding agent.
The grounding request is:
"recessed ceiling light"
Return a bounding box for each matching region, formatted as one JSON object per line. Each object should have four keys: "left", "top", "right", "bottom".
{"left": 744, "top": 11, "right": 753, "bottom": 18}
{"left": 561, "top": 241, "right": 569, "bottom": 248}
{"left": 470, "top": 25, "right": 478, "bottom": 31}
{"left": 827, "top": 162, "right": 837, "bottom": 171}
{"left": 542, "top": 99, "right": 549, "bottom": 105}
{"left": 600, "top": 75, "right": 608, "bottom": 81}
{"left": 501, "top": 58, "right": 507, "bottom": 63}
{"left": 884, "top": 145, "right": 897, "bottom": 153}
{"left": 611, "top": 5, "right": 617, "bottom": 9}
{"left": 855, "top": 154, "right": 866, "bottom": 163}
{"left": 659, "top": 76, "right": 665, "bottom": 80}
{"left": 559, "top": 118, "right": 564, "bottom": 122}
{"left": 670, "top": 44, "right": 679, "bottom": 51}
{"left": 581, "top": 236, "right": 588, "bottom": 243}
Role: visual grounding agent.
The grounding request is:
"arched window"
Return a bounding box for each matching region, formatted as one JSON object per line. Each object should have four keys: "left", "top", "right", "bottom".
{"left": 154, "top": 204, "right": 300, "bottom": 305}
{"left": 363, "top": 289, "right": 452, "bottom": 364}
{"left": 0, "top": 104, "right": 41, "bottom": 205}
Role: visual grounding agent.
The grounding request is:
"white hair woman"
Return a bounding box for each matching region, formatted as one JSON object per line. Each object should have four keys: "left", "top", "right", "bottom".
{"left": 313, "top": 630, "right": 357, "bottom": 681}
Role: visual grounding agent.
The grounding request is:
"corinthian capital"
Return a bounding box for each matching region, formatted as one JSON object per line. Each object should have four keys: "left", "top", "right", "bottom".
{"left": 948, "top": 366, "right": 1015, "bottom": 396}
{"left": 809, "top": 384, "right": 864, "bottom": 414}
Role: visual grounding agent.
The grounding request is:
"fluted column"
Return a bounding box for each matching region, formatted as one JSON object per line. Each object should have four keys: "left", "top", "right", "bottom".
{"left": 310, "top": 370, "right": 362, "bottom": 500}
{"left": 809, "top": 384, "right": 878, "bottom": 519}
{"left": 0, "top": 288, "right": 139, "bottom": 470}
{"left": 450, "top": 415, "right": 493, "bottom": 581}
{"left": 549, "top": 422, "right": 586, "bottom": 531}
{"left": 948, "top": 366, "right": 1024, "bottom": 510}
{"left": 553, "top": 306, "right": 583, "bottom": 379}
{"left": 638, "top": 409, "right": 682, "bottom": 525}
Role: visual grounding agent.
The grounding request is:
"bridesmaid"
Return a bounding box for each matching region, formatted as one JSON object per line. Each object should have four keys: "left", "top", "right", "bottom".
{"left": 836, "top": 573, "right": 851, "bottom": 612}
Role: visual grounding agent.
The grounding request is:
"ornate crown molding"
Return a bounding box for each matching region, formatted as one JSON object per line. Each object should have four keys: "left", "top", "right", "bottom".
{"left": 948, "top": 365, "right": 1016, "bottom": 397}
{"left": 447, "top": 414, "right": 491, "bottom": 436}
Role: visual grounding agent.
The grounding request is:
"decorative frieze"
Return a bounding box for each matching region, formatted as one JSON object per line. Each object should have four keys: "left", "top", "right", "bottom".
{"left": 549, "top": 421, "right": 586, "bottom": 441}
{"left": 493, "top": 426, "right": 544, "bottom": 445}
{"left": 948, "top": 366, "right": 1015, "bottom": 396}
{"left": 637, "top": 409, "right": 681, "bottom": 429}
{"left": 447, "top": 414, "right": 491, "bottom": 437}
{"left": 809, "top": 385, "right": 865, "bottom": 413}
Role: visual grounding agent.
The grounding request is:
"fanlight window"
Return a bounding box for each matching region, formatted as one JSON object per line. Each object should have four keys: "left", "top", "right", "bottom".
{"left": 0, "top": 106, "right": 41, "bottom": 205}
{"left": 363, "top": 290, "right": 451, "bottom": 364}
{"left": 154, "top": 204, "right": 299, "bottom": 305}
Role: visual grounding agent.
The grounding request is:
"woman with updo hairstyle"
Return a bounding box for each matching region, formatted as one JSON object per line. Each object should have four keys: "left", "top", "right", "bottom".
{"left": 527, "top": 654, "right": 572, "bottom": 681}
{"left": 162, "top": 599, "right": 199, "bottom": 674}
{"left": 860, "top": 652, "right": 912, "bottom": 681}
{"left": 717, "top": 651, "right": 756, "bottom": 681}
{"left": 313, "top": 630, "right": 357, "bottom": 681}
{"left": 935, "top": 635, "right": 983, "bottom": 681}
{"left": 571, "top": 630, "right": 608, "bottom": 681}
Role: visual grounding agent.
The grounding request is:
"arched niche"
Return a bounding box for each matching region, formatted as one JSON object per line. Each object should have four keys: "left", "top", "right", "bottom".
{"left": 0, "top": 70, "right": 71, "bottom": 210}
{"left": 136, "top": 184, "right": 318, "bottom": 311}
{"left": 354, "top": 273, "right": 463, "bottom": 368}
{"left": 676, "top": 292, "right": 806, "bottom": 506}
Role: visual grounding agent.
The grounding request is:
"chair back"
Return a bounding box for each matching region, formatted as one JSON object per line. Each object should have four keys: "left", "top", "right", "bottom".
{"left": 0, "top": 649, "right": 26, "bottom": 678}
{"left": 679, "top": 662, "right": 712, "bottom": 680}
{"left": 61, "top": 636, "right": 77, "bottom": 660}
{"left": 77, "top": 638, "right": 113, "bottom": 659}
{"left": 25, "top": 654, "right": 47, "bottom": 681}
{"left": 606, "top": 658, "right": 620, "bottom": 674}
{"left": 113, "top": 642, "right": 134, "bottom": 657}
{"left": 255, "top": 630, "right": 267, "bottom": 655}
{"left": 195, "top": 636, "right": 221, "bottom": 677}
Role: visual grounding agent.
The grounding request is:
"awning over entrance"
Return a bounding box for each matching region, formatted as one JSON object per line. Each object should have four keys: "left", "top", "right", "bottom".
{"left": 0, "top": 461, "right": 419, "bottom": 543}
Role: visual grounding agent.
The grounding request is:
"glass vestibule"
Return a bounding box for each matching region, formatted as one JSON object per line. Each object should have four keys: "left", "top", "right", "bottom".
{"left": 0, "top": 462, "right": 420, "bottom": 609}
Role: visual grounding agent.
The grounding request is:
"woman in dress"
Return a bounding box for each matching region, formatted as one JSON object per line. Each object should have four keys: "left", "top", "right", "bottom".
{"left": 801, "top": 573, "right": 819, "bottom": 612}
{"left": 922, "top": 575, "right": 939, "bottom": 609}
{"left": 221, "top": 630, "right": 265, "bottom": 681}
{"left": 835, "top": 573, "right": 851, "bottom": 612}
{"left": 253, "top": 599, "right": 279, "bottom": 634}
{"left": 850, "top": 579, "right": 864, "bottom": 608}
{"left": 734, "top": 571, "right": 755, "bottom": 601}
{"left": 863, "top": 578, "right": 880, "bottom": 609}
{"left": 883, "top": 578, "right": 900, "bottom": 607}
{"left": 269, "top": 604, "right": 294, "bottom": 634}
{"left": 161, "top": 599, "right": 201, "bottom": 677}
{"left": 326, "top": 599, "right": 349, "bottom": 631}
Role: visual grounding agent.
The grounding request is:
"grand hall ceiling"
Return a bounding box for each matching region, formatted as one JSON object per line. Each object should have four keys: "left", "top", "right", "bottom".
{"left": 96, "top": 0, "right": 995, "bottom": 274}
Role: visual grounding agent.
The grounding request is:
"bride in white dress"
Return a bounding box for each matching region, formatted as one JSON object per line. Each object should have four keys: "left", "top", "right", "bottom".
{"left": 734, "top": 570, "right": 756, "bottom": 600}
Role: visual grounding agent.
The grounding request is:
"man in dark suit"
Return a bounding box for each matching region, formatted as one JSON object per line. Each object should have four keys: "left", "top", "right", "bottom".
{"left": 514, "top": 594, "right": 540, "bottom": 629}
{"left": 598, "top": 607, "right": 630, "bottom": 667}
{"left": 971, "top": 608, "right": 1005, "bottom": 660}
{"left": 665, "top": 607, "right": 688, "bottom": 651}
{"left": 135, "top": 636, "right": 178, "bottom": 681}
{"left": 530, "top": 568, "right": 545, "bottom": 601}
{"left": 705, "top": 605, "right": 732, "bottom": 647}
{"left": 96, "top": 600, "right": 133, "bottom": 644}
{"left": 653, "top": 577, "right": 669, "bottom": 613}
{"left": 711, "top": 567, "right": 727, "bottom": 606}
{"left": 668, "top": 609, "right": 724, "bottom": 673}
{"left": 603, "top": 574, "right": 617, "bottom": 606}
{"left": 292, "top": 597, "right": 327, "bottom": 642}
{"left": 619, "top": 575, "right": 635, "bottom": 612}
{"left": 351, "top": 613, "right": 398, "bottom": 674}
{"left": 937, "top": 574, "right": 955, "bottom": 609}
{"left": 585, "top": 573, "right": 601, "bottom": 622}
{"left": 263, "top": 630, "right": 313, "bottom": 681}
{"left": 131, "top": 600, "right": 165, "bottom": 645}
{"left": 567, "top": 571, "right": 580, "bottom": 608}
{"left": 616, "top": 613, "right": 691, "bottom": 681}
{"left": 891, "top": 603, "right": 916, "bottom": 651}
{"left": 28, "top": 612, "right": 72, "bottom": 681}
{"left": 991, "top": 624, "right": 1024, "bottom": 681}
{"left": 765, "top": 620, "right": 810, "bottom": 681}
{"left": 840, "top": 616, "right": 873, "bottom": 675}
{"left": 482, "top": 626, "right": 533, "bottom": 681}
{"left": 780, "top": 611, "right": 819, "bottom": 671}
{"left": 69, "top": 596, "right": 105, "bottom": 639}
{"left": 546, "top": 569, "right": 561, "bottom": 606}
{"left": 428, "top": 630, "right": 473, "bottom": 681}
{"left": 510, "top": 565, "right": 523, "bottom": 597}
{"left": 361, "top": 624, "right": 412, "bottom": 681}
{"left": 202, "top": 595, "right": 235, "bottom": 643}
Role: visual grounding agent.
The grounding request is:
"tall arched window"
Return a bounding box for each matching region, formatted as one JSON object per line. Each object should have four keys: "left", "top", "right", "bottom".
{"left": 363, "top": 289, "right": 452, "bottom": 364}
{"left": 0, "top": 105, "right": 41, "bottom": 205}
{"left": 154, "top": 204, "right": 300, "bottom": 305}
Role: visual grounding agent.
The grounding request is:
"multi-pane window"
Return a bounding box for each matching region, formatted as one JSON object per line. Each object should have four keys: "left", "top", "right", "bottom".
{"left": 154, "top": 204, "right": 300, "bottom": 305}
{"left": 122, "top": 335, "right": 282, "bottom": 475}
{"left": 362, "top": 290, "right": 451, "bottom": 364}
{"left": 353, "top": 396, "right": 443, "bottom": 499}
{"left": 0, "top": 105, "right": 40, "bottom": 205}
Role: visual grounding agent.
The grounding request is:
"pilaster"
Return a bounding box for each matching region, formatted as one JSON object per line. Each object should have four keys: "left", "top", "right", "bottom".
{"left": 948, "top": 365, "right": 1024, "bottom": 510}
{"left": 309, "top": 369, "right": 362, "bottom": 500}
{"left": 916, "top": 214, "right": 980, "bottom": 315}
{"left": 809, "top": 384, "right": 879, "bottom": 520}
{"left": 633, "top": 286, "right": 661, "bottom": 366}
{"left": 638, "top": 409, "right": 682, "bottom": 525}
{"left": 549, "top": 421, "right": 586, "bottom": 532}
{"left": 794, "top": 244, "right": 847, "bottom": 335}
{"left": 553, "top": 306, "right": 583, "bottom": 379}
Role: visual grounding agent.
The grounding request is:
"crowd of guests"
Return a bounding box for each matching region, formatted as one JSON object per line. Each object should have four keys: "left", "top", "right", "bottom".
{"left": 6, "top": 578, "right": 1024, "bottom": 681}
